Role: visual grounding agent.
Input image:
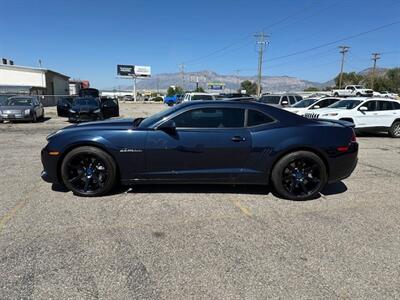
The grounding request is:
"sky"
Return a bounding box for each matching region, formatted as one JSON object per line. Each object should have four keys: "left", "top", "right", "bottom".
{"left": 1, "top": 0, "right": 399, "bottom": 88}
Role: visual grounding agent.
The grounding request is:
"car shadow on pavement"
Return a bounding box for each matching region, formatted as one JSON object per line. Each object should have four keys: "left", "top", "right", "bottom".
{"left": 320, "top": 181, "right": 348, "bottom": 196}
{"left": 52, "top": 181, "right": 348, "bottom": 200}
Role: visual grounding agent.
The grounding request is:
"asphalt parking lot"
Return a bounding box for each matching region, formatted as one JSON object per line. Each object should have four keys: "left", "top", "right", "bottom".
{"left": 0, "top": 102, "right": 399, "bottom": 299}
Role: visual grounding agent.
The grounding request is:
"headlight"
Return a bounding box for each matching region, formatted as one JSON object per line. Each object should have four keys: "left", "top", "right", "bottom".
{"left": 24, "top": 109, "right": 31, "bottom": 115}
{"left": 322, "top": 113, "right": 339, "bottom": 116}
{"left": 93, "top": 109, "right": 101, "bottom": 113}
{"left": 69, "top": 109, "right": 76, "bottom": 113}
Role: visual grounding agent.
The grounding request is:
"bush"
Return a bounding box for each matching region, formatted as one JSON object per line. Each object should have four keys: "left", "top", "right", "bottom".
{"left": 152, "top": 96, "right": 163, "bottom": 102}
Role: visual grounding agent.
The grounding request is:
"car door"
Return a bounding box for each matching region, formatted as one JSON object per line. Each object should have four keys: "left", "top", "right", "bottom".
{"left": 144, "top": 107, "right": 251, "bottom": 182}
{"left": 57, "top": 97, "right": 72, "bottom": 117}
{"left": 101, "top": 98, "right": 119, "bottom": 118}
{"left": 355, "top": 100, "right": 378, "bottom": 128}
{"left": 376, "top": 100, "right": 396, "bottom": 127}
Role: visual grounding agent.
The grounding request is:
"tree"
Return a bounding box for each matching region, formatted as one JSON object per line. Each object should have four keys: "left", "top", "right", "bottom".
{"left": 194, "top": 86, "right": 205, "bottom": 93}
{"left": 303, "top": 87, "right": 319, "bottom": 92}
{"left": 334, "top": 72, "right": 364, "bottom": 87}
{"left": 239, "top": 80, "right": 259, "bottom": 95}
{"left": 166, "top": 86, "right": 184, "bottom": 96}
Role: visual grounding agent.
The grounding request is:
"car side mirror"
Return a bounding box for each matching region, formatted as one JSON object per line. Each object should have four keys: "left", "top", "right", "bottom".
{"left": 359, "top": 106, "right": 368, "bottom": 111}
{"left": 157, "top": 119, "right": 176, "bottom": 133}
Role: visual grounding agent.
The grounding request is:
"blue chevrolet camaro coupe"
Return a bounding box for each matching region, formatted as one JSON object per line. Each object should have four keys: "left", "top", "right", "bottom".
{"left": 41, "top": 101, "right": 358, "bottom": 200}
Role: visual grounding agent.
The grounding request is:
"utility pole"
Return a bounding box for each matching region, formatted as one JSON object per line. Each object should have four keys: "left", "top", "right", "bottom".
{"left": 179, "top": 63, "right": 185, "bottom": 90}
{"left": 254, "top": 32, "right": 268, "bottom": 97}
{"left": 235, "top": 69, "right": 242, "bottom": 91}
{"left": 371, "top": 52, "right": 381, "bottom": 90}
{"left": 338, "top": 46, "right": 350, "bottom": 89}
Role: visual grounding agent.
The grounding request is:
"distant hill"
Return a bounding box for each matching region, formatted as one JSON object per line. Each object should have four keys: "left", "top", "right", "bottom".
{"left": 107, "top": 70, "right": 329, "bottom": 92}
{"left": 105, "top": 68, "right": 392, "bottom": 92}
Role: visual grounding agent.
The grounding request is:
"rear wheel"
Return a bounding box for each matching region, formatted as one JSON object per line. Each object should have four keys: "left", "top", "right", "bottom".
{"left": 389, "top": 121, "right": 400, "bottom": 138}
{"left": 61, "top": 146, "right": 117, "bottom": 197}
{"left": 271, "top": 151, "right": 327, "bottom": 200}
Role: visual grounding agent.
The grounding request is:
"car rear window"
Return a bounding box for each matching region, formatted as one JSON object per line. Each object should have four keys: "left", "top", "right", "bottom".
{"left": 191, "top": 95, "right": 213, "bottom": 100}
{"left": 259, "top": 95, "right": 281, "bottom": 104}
{"left": 247, "top": 110, "right": 274, "bottom": 126}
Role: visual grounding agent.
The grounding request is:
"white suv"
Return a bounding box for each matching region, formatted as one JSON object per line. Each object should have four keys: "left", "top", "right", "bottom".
{"left": 182, "top": 93, "right": 215, "bottom": 102}
{"left": 304, "top": 98, "right": 400, "bottom": 138}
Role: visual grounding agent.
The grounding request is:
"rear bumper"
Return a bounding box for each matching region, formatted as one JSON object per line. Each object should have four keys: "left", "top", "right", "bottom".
{"left": 327, "top": 143, "right": 358, "bottom": 183}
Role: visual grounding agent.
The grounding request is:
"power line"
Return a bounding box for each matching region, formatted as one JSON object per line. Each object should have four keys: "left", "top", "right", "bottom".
{"left": 262, "top": 20, "right": 400, "bottom": 64}
{"left": 182, "top": 0, "right": 332, "bottom": 66}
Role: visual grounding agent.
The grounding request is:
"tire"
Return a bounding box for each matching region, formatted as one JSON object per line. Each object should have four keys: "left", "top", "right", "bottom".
{"left": 389, "top": 121, "right": 400, "bottom": 138}
{"left": 61, "top": 146, "right": 117, "bottom": 197}
{"left": 271, "top": 151, "right": 327, "bottom": 201}
{"left": 334, "top": 92, "right": 339, "bottom": 97}
{"left": 356, "top": 92, "right": 361, "bottom": 96}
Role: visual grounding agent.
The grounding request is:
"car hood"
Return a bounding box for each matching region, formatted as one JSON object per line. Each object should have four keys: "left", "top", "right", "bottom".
{"left": 0, "top": 105, "right": 31, "bottom": 111}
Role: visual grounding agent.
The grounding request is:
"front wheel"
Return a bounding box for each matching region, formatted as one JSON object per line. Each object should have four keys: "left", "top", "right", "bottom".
{"left": 61, "top": 146, "right": 117, "bottom": 196}
{"left": 271, "top": 151, "right": 327, "bottom": 200}
{"left": 389, "top": 121, "right": 400, "bottom": 138}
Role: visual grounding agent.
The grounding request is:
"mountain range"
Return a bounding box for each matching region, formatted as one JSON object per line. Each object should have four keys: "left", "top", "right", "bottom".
{"left": 106, "top": 68, "right": 388, "bottom": 92}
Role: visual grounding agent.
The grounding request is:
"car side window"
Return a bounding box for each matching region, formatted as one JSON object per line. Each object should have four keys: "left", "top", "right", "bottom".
{"left": 295, "top": 96, "right": 302, "bottom": 102}
{"left": 392, "top": 102, "right": 400, "bottom": 110}
{"left": 247, "top": 110, "right": 274, "bottom": 127}
{"left": 289, "top": 96, "right": 296, "bottom": 105}
{"left": 316, "top": 99, "right": 330, "bottom": 108}
{"left": 360, "top": 101, "right": 377, "bottom": 111}
{"left": 377, "top": 101, "right": 394, "bottom": 111}
{"left": 172, "top": 108, "right": 245, "bottom": 128}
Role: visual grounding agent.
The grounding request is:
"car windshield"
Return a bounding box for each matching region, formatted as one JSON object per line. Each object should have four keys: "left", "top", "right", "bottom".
{"left": 328, "top": 100, "right": 362, "bottom": 109}
{"left": 0, "top": 95, "right": 11, "bottom": 105}
{"left": 292, "top": 98, "right": 318, "bottom": 108}
{"left": 73, "top": 98, "right": 99, "bottom": 106}
{"left": 138, "top": 104, "right": 182, "bottom": 128}
{"left": 259, "top": 95, "right": 281, "bottom": 104}
{"left": 5, "top": 98, "right": 32, "bottom": 106}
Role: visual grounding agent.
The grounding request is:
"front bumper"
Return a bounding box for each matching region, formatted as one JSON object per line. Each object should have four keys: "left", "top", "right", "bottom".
{"left": 68, "top": 112, "right": 102, "bottom": 122}
{"left": 41, "top": 145, "right": 61, "bottom": 184}
{"left": 0, "top": 113, "right": 33, "bottom": 121}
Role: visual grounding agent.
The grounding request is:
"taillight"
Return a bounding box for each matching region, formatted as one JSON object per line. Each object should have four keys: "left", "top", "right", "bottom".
{"left": 351, "top": 129, "right": 357, "bottom": 143}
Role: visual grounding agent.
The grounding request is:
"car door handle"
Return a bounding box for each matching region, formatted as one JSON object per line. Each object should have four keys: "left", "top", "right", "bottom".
{"left": 231, "top": 136, "right": 246, "bottom": 142}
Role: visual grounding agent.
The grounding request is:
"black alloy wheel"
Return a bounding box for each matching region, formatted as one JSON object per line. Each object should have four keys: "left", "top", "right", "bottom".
{"left": 61, "top": 146, "right": 117, "bottom": 196}
{"left": 272, "top": 151, "right": 327, "bottom": 200}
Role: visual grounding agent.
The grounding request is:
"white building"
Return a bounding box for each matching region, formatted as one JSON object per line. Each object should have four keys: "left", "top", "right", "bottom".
{"left": 0, "top": 64, "right": 70, "bottom": 95}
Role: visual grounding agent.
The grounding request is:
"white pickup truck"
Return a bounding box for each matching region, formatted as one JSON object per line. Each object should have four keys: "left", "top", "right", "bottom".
{"left": 332, "top": 85, "right": 373, "bottom": 97}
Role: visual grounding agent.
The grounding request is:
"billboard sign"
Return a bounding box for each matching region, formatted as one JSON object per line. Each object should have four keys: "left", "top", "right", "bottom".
{"left": 207, "top": 82, "right": 225, "bottom": 90}
{"left": 117, "top": 65, "right": 135, "bottom": 76}
{"left": 134, "top": 65, "right": 151, "bottom": 77}
{"left": 117, "top": 65, "right": 151, "bottom": 78}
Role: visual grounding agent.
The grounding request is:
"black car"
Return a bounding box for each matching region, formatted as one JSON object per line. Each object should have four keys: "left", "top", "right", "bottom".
{"left": 42, "top": 101, "right": 358, "bottom": 200}
{"left": 57, "top": 96, "right": 119, "bottom": 122}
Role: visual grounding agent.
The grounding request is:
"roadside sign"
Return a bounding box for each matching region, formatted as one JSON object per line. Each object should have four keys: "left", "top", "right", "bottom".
{"left": 117, "top": 65, "right": 135, "bottom": 76}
